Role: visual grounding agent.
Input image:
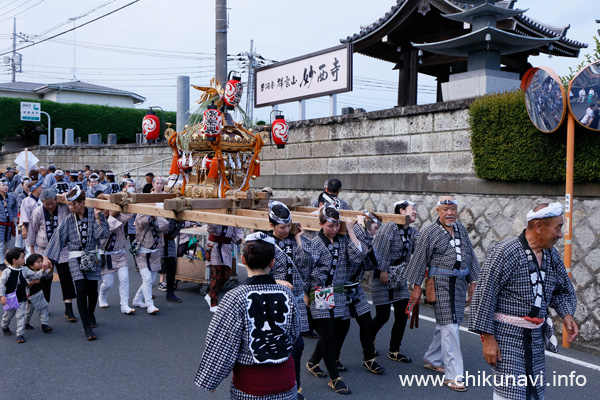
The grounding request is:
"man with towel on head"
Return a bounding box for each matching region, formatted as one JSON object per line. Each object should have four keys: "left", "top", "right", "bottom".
{"left": 469, "top": 202, "right": 577, "bottom": 400}
{"left": 403, "top": 195, "right": 480, "bottom": 392}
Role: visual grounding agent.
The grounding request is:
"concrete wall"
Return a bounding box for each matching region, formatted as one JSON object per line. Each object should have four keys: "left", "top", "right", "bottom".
{"left": 1, "top": 100, "right": 598, "bottom": 349}
{"left": 47, "top": 91, "right": 136, "bottom": 108}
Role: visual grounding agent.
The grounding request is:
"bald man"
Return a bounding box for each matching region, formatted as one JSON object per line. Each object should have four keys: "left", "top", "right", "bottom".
{"left": 403, "top": 196, "right": 480, "bottom": 392}
{"left": 469, "top": 203, "right": 577, "bottom": 400}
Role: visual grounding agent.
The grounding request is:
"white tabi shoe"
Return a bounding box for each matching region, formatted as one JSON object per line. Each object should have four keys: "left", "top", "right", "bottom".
{"left": 98, "top": 296, "right": 109, "bottom": 308}
{"left": 121, "top": 306, "right": 136, "bottom": 315}
{"left": 204, "top": 294, "right": 212, "bottom": 308}
{"left": 209, "top": 305, "right": 218, "bottom": 313}
{"left": 132, "top": 300, "right": 147, "bottom": 308}
{"left": 147, "top": 305, "right": 160, "bottom": 315}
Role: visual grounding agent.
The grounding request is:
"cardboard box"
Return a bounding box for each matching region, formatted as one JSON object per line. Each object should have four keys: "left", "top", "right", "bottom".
{"left": 176, "top": 257, "right": 207, "bottom": 282}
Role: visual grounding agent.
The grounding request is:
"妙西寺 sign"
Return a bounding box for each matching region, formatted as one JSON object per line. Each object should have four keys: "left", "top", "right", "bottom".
{"left": 254, "top": 44, "right": 352, "bottom": 108}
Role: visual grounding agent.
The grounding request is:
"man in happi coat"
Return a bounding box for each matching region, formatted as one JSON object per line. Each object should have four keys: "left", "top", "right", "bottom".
{"left": 0, "top": 177, "right": 18, "bottom": 263}
{"left": 469, "top": 202, "right": 578, "bottom": 400}
{"left": 403, "top": 195, "right": 479, "bottom": 391}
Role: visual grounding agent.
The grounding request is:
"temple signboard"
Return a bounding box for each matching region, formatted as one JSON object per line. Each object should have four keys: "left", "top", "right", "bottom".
{"left": 254, "top": 44, "right": 352, "bottom": 108}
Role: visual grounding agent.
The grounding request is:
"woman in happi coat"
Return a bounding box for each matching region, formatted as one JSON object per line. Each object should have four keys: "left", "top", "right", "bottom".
{"left": 98, "top": 209, "right": 135, "bottom": 314}
{"left": 123, "top": 178, "right": 139, "bottom": 271}
{"left": 336, "top": 211, "right": 385, "bottom": 375}
{"left": 44, "top": 186, "right": 109, "bottom": 340}
{"left": 267, "top": 201, "right": 314, "bottom": 400}
{"left": 14, "top": 177, "right": 31, "bottom": 250}
{"left": 131, "top": 177, "right": 168, "bottom": 315}
{"left": 371, "top": 200, "right": 419, "bottom": 363}
{"left": 28, "top": 188, "right": 78, "bottom": 322}
{"left": 19, "top": 179, "right": 43, "bottom": 245}
{"left": 304, "top": 205, "right": 367, "bottom": 395}
{"left": 195, "top": 232, "right": 300, "bottom": 400}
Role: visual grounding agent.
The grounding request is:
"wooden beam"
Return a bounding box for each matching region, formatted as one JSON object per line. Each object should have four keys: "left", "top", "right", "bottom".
{"left": 110, "top": 193, "right": 178, "bottom": 204}
{"left": 57, "top": 196, "right": 122, "bottom": 212}
{"left": 293, "top": 206, "right": 407, "bottom": 225}
{"left": 232, "top": 208, "right": 349, "bottom": 234}
{"left": 163, "top": 198, "right": 238, "bottom": 210}
{"left": 180, "top": 210, "right": 271, "bottom": 231}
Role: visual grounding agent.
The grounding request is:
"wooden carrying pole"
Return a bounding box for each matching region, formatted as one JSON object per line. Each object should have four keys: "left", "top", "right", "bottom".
{"left": 562, "top": 113, "right": 575, "bottom": 349}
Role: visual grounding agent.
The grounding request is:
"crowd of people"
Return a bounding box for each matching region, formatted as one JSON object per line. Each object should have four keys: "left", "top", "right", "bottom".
{"left": 195, "top": 179, "right": 579, "bottom": 400}
{"left": 0, "top": 167, "right": 579, "bottom": 400}
{"left": 0, "top": 164, "right": 186, "bottom": 342}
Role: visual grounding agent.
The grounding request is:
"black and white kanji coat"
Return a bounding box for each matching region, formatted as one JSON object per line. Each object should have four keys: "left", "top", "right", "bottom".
{"left": 469, "top": 236, "right": 576, "bottom": 400}
{"left": 306, "top": 229, "right": 367, "bottom": 320}
{"left": 100, "top": 213, "right": 132, "bottom": 274}
{"left": 195, "top": 275, "right": 300, "bottom": 400}
{"left": 45, "top": 208, "right": 109, "bottom": 281}
{"left": 133, "top": 215, "right": 168, "bottom": 271}
{"left": 28, "top": 203, "right": 70, "bottom": 264}
{"left": 403, "top": 220, "right": 479, "bottom": 325}
{"left": 349, "top": 225, "right": 378, "bottom": 317}
{"left": 371, "top": 223, "right": 420, "bottom": 305}
{"left": 270, "top": 234, "right": 314, "bottom": 332}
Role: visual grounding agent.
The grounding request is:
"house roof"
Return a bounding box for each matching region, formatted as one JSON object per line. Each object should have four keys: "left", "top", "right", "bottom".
{"left": 0, "top": 80, "right": 146, "bottom": 104}
{"left": 340, "top": 0, "right": 587, "bottom": 58}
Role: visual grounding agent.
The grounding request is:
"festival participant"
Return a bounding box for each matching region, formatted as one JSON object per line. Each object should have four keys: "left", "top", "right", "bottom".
{"left": 0, "top": 177, "right": 18, "bottom": 263}
{"left": 43, "top": 164, "right": 57, "bottom": 188}
{"left": 4, "top": 167, "right": 20, "bottom": 193}
{"left": 51, "top": 170, "right": 72, "bottom": 194}
{"left": 371, "top": 200, "right": 419, "bottom": 363}
{"left": 43, "top": 186, "right": 109, "bottom": 340}
{"left": 310, "top": 179, "right": 350, "bottom": 210}
{"left": 19, "top": 180, "right": 43, "bottom": 259}
{"left": 131, "top": 179, "right": 168, "bottom": 314}
{"left": 204, "top": 223, "right": 244, "bottom": 312}
{"left": 1, "top": 248, "right": 53, "bottom": 343}
{"left": 97, "top": 209, "right": 136, "bottom": 314}
{"left": 105, "top": 172, "right": 122, "bottom": 194}
{"left": 85, "top": 173, "right": 110, "bottom": 198}
{"left": 14, "top": 177, "right": 31, "bottom": 250}
{"left": 123, "top": 179, "right": 138, "bottom": 271}
{"left": 267, "top": 201, "right": 314, "bottom": 400}
{"left": 336, "top": 211, "right": 385, "bottom": 375}
{"left": 159, "top": 219, "right": 184, "bottom": 303}
{"left": 28, "top": 188, "right": 77, "bottom": 321}
{"left": 403, "top": 196, "right": 480, "bottom": 392}
{"left": 142, "top": 172, "right": 154, "bottom": 193}
{"left": 195, "top": 232, "right": 300, "bottom": 399}
{"left": 305, "top": 205, "right": 367, "bottom": 395}
{"left": 469, "top": 202, "right": 578, "bottom": 400}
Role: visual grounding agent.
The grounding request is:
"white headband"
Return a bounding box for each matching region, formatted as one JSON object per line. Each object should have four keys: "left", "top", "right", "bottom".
{"left": 245, "top": 231, "right": 276, "bottom": 245}
{"left": 321, "top": 205, "right": 340, "bottom": 224}
{"left": 394, "top": 200, "right": 415, "bottom": 209}
{"left": 437, "top": 199, "right": 458, "bottom": 206}
{"left": 363, "top": 209, "right": 381, "bottom": 226}
{"left": 526, "top": 202, "right": 563, "bottom": 221}
{"left": 268, "top": 201, "right": 292, "bottom": 224}
{"left": 66, "top": 185, "right": 82, "bottom": 202}
{"left": 321, "top": 193, "right": 340, "bottom": 209}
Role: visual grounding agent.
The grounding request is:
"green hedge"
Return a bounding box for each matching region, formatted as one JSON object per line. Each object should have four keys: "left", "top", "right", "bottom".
{"left": 469, "top": 90, "right": 600, "bottom": 183}
{"left": 0, "top": 97, "right": 176, "bottom": 146}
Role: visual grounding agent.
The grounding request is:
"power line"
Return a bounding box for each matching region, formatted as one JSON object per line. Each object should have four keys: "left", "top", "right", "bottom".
{"left": 0, "top": 0, "right": 140, "bottom": 57}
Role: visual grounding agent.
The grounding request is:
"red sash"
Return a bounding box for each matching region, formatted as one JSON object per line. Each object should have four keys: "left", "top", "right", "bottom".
{"left": 233, "top": 357, "right": 295, "bottom": 396}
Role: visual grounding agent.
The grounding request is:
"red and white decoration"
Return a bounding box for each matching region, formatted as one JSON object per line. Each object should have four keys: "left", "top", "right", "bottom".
{"left": 224, "top": 73, "right": 243, "bottom": 110}
{"left": 202, "top": 104, "right": 223, "bottom": 141}
{"left": 142, "top": 112, "right": 160, "bottom": 141}
{"left": 271, "top": 115, "right": 289, "bottom": 149}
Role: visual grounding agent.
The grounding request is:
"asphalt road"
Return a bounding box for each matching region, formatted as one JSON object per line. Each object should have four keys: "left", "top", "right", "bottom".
{"left": 2, "top": 251, "right": 600, "bottom": 400}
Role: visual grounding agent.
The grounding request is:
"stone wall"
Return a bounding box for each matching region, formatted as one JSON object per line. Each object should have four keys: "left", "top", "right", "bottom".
{"left": 1, "top": 99, "right": 598, "bottom": 350}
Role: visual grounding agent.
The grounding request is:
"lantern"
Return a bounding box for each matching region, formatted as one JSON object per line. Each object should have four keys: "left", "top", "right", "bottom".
{"left": 224, "top": 71, "right": 243, "bottom": 110}
{"left": 142, "top": 111, "right": 160, "bottom": 141}
{"left": 202, "top": 103, "right": 222, "bottom": 141}
{"left": 271, "top": 115, "right": 289, "bottom": 149}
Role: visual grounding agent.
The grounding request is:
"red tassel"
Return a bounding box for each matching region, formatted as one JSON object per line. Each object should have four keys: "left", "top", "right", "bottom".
{"left": 169, "top": 152, "right": 180, "bottom": 175}
{"left": 253, "top": 159, "right": 260, "bottom": 178}
{"left": 208, "top": 156, "right": 220, "bottom": 179}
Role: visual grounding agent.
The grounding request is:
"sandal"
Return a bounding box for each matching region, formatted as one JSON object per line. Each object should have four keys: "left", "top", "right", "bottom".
{"left": 328, "top": 377, "right": 351, "bottom": 395}
{"left": 444, "top": 379, "right": 466, "bottom": 392}
{"left": 389, "top": 351, "right": 412, "bottom": 363}
{"left": 306, "top": 361, "right": 327, "bottom": 378}
{"left": 423, "top": 362, "right": 444, "bottom": 374}
{"left": 335, "top": 359, "right": 348, "bottom": 372}
{"left": 363, "top": 358, "right": 385, "bottom": 374}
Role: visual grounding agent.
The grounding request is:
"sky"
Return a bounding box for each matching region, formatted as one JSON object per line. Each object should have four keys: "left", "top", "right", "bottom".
{"left": 0, "top": 0, "right": 598, "bottom": 125}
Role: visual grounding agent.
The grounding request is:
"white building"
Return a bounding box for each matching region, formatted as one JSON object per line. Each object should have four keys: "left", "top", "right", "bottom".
{"left": 0, "top": 81, "right": 145, "bottom": 107}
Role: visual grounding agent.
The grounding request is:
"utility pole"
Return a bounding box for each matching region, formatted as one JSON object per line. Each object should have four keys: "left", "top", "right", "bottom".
{"left": 8, "top": 19, "right": 32, "bottom": 82}
{"left": 215, "top": 0, "right": 227, "bottom": 85}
